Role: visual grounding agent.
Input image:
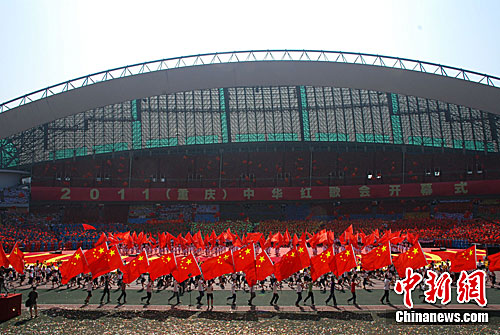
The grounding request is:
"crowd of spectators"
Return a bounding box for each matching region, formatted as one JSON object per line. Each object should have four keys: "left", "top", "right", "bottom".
{"left": 0, "top": 185, "right": 29, "bottom": 206}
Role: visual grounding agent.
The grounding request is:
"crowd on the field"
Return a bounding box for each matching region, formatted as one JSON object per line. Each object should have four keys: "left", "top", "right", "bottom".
{"left": 1, "top": 211, "right": 500, "bottom": 253}
{"left": 0, "top": 255, "right": 497, "bottom": 309}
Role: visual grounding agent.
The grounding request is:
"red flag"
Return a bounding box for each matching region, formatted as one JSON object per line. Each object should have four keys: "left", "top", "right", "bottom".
{"left": 274, "top": 241, "right": 310, "bottom": 281}
{"left": 378, "top": 230, "right": 391, "bottom": 244}
{"left": 392, "top": 243, "right": 428, "bottom": 278}
{"left": 95, "top": 232, "right": 108, "bottom": 247}
{"left": 123, "top": 250, "right": 150, "bottom": 284}
{"left": 339, "top": 225, "right": 353, "bottom": 245}
{"left": 0, "top": 243, "right": 9, "bottom": 268}
{"left": 84, "top": 244, "right": 109, "bottom": 278}
{"left": 284, "top": 229, "right": 291, "bottom": 245}
{"left": 90, "top": 245, "right": 124, "bottom": 279}
{"left": 82, "top": 224, "right": 96, "bottom": 231}
{"left": 361, "top": 241, "right": 392, "bottom": 271}
{"left": 107, "top": 233, "right": 120, "bottom": 245}
{"left": 406, "top": 232, "right": 419, "bottom": 246}
{"left": 255, "top": 250, "right": 274, "bottom": 281}
{"left": 310, "top": 246, "right": 335, "bottom": 281}
{"left": 201, "top": 250, "right": 234, "bottom": 281}
{"left": 245, "top": 233, "right": 262, "bottom": 244}
{"left": 364, "top": 231, "right": 377, "bottom": 246}
{"left": 193, "top": 231, "right": 205, "bottom": 249}
{"left": 292, "top": 234, "right": 299, "bottom": 246}
{"left": 359, "top": 230, "right": 367, "bottom": 244}
{"left": 488, "top": 251, "right": 500, "bottom": 271}
{"left": 8, "top": 242, "right": 24, "bottom": 274}
{"left": 119, "top": 231, "right": 133, "bottom": 249}
{"left": 60, "top": 248, "right": 89, "bottom": 284}
{"left": 233, "top": 244, "right": 257, "bottom": 286}
{"left": 233, "top": 237, "right": 243, "bottom": 248}
{"left": 349, "top": 233, "right": 360, "bottom": 249}
{"left": 148, "top": 253, "right": 177, "bottom": 281}
{"left": 172, "top": 254, "right": 201, "bottom": 283}
{"left": 327, "top": 231, "right": 335, "bottom": 245}
{"left": 450, "top": 245, "right": 476, "bottom": 272}
{"left": 333, "top": 244, "right": 357, "bottom": 277}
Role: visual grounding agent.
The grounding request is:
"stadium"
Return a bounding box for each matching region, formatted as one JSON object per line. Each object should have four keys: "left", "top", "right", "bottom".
{"left": 1, "top": 49, "right": 500, "bottom": 333}
{"left": 1, "top": 50, "right": 500, "bottom": 252}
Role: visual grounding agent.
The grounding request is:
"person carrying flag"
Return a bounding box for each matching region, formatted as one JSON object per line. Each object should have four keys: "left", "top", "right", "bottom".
{"left": 347, "top": 274, "right": 360, "bottom": 305}
{"left": 248, "top": 284, "right": 256, "bottom": 306}
{"left": 227, "top": 279, "right": 237, "bottom": 305}
{"left": 325, "top": 276, "right": 337, "bottom": 306}
{"left": 380, "top": 273, "right": 392, "bottom": 304}
{"left": 117, "top": 280, "right": 127, "bottom": 304}
{"left": 100, "top": 275, "right": 111, "bottom": 304}
{"left": 206, "top": 280, "right": 214, "bottom": 310}
{"left": 141, "top": 279, "right": 153, "bottom": 305}
{"left": 294, "top": 279, "right": 304, "bottom": 307}
{"left": 269, "top": 279, "right": 279, "bottom": 305}
{"left": 168, "top": 279, "right": 180, "bottom": 305}
{"left": 196, "top": 277, "right": 205, "bottom": 305}
{"left": 84, "top": 277, "right": 93, "bottom": 304}
{"left": 303, "top": 278, "right": 315, "bottom": 306}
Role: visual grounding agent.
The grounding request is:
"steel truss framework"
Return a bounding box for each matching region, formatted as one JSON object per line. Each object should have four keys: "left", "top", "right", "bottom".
{"left": 1, "top": 85, "right": 499, "bottom": 169}
{"left": 1, "top": 50, "right": 499, "bottom": 114}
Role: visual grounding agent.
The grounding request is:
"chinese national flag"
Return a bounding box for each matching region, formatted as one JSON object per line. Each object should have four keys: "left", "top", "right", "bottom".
{"left": 233, "top": 244, "right": 257, "bottom": 286}
{"left": 450, "top": 245, "right": 476, "bottom": 272}
{"left": 172, "top": 254, "right": 201, "bottom": 283}
{"left": 159, "top": 232, "right": 167, "bottom": 249}
{"left": 361, "top": 241, "right": 392, "bottom": 271}
{"left": 488, "top": 251, "right": 500, "bottom": 271}
{"left": 333, "top": 244, "right": 357, "bottom": 277}
{"left": 310, "top": 246, "right": 335, "bottom": 281}
{"left": 392, "top": 243, "right": 428, "bottom": 278}
{"left": 201, "top": 250, "right": 235, "bottom": 281}
{"left": 123, "top": 250, "right": 150, "bottom": 284}
{"left": 60, "top": 248, "right": 89, "bottom": 284}
{"left": 95, "top": 232, "right": 108, "bottom": 247}
{"left": 339, "top": 225, "right": 353, "bottom": 244}
{"left": 255, "top": 250, "right": 274, "bottom": 281}
{"left": 245, "top": 233, "right": 263, "bottom": 244}
{"left": 82, "top": 224, "right": 96, "bottom": 231}
{"left": 94, "top": 245, "right": 124, "bottom": 279}
{"left": 0, "top": 243, "right": 9, "bottom": 268}
{"left": 84, "top": 244, "right": 109, "bottom": 278}
{"left": 8, "top": 242, "right": 25, "bottom": 274}
{"left": 148, "top": 253, "right": 177, "bottom": 281}
{"left": 274, "top": 241, "right": 310, "bottom": 281}
{"left": 377, "top": 229, "right": 391, "bottom": 245}
{"left": 364, "top": 231, "right": 376, "bottom": 246}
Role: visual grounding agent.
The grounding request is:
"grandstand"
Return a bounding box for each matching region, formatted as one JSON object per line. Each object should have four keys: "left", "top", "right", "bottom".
{"left": 1, "top": 50, "right": 500, "bottom": 250}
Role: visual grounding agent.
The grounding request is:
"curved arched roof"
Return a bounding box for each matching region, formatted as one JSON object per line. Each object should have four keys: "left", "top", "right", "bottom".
{"left": 1, "top": 50, "right": 499, "bottom": 140}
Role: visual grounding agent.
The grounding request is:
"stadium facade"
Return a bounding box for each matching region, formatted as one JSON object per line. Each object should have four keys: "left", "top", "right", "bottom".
{"left": 1, "top": 50, "right": 500, "bottom": 209}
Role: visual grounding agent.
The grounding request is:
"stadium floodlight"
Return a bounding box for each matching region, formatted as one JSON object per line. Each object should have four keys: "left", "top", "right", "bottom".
{"left": 434, "top": 168, "right": 441, "bottom": 177}
{"left": 367, "top": 172, "right": 373, "bottom": 180}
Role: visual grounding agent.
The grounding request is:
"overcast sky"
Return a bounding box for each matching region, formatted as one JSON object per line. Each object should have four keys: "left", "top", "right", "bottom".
{"left": 0, "top": 0, "right": 499, "bottom": 103}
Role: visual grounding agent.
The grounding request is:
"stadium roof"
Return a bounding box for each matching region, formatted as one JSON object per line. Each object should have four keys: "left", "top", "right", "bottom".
{"left": 1, "top": 50, "right": 500, "bottom": 140}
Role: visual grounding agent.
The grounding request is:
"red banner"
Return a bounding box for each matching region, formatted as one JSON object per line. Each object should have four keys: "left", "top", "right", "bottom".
{"left": 29, "top": 179, "right": 500, "bottom": 203}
